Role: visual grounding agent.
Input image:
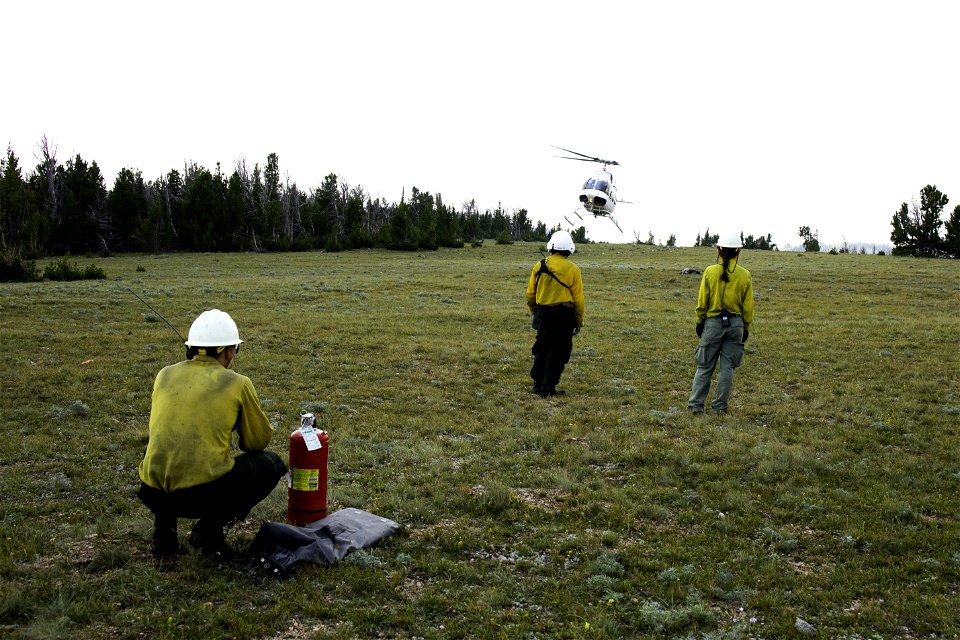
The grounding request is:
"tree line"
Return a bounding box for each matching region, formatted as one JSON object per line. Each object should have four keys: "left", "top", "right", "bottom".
{"left": 0, "top": 140, "right": 554, "bottom": 260}
{"left": 4, "top": 139, "right": 956, "bottom": 262}
{"left": 693, "top": 229, "right": 777, "bottom": 250}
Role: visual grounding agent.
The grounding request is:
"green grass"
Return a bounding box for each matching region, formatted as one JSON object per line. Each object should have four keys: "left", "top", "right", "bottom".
{"left": 1, "top": 244, "right": 958, "bottom": 639}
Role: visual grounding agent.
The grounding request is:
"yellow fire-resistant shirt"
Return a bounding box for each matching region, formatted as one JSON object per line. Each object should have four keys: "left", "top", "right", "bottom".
{"left": 695, "top": 257, "right": 755, "bottom": 327}
{"left": 138, "top": 356, "right": 274, "bottom": 493}
{"left": 526, "top": 253, "right": 585, "bottom": 327}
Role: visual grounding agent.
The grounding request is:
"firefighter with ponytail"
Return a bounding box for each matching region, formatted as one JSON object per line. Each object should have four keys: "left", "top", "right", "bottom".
{"left": 688, "top": 232, "right": 755, "bottom": 414}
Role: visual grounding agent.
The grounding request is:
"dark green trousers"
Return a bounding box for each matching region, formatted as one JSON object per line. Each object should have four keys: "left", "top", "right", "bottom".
{"left": 138, "top": 450, "right": 287, "bottom": 534}
{"left": 530, "top": 305, "right": 577, "bottom": 392}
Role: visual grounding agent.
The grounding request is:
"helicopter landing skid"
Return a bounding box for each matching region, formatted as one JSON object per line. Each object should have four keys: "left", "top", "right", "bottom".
{"left": 564, "top": 209, "right": 584, "bottom": 227}
{"left": 567, "top": 208, "right": 622, "bottom": 233}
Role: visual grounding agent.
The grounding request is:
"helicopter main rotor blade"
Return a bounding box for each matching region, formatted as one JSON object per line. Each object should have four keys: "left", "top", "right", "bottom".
{"left": 551, "top": 145, "right": 598, "bottom": 160}
{"left": 550, "top": 145, "right": 620, "bottom": 166}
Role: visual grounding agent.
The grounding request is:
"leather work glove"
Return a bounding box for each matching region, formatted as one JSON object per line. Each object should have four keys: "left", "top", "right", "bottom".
{"left": 742, "top": 328, "right": 749, "bottom": 343}
{"left": 696, "top": 323, "right": 704, "bottom": 338}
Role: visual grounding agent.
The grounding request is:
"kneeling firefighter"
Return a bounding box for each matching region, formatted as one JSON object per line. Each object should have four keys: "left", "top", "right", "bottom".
{"left": 525, "top": 230, "right": 585, "bottom": 397}
{"left": 137, "top": 309, "right": 287, "bottom": 559}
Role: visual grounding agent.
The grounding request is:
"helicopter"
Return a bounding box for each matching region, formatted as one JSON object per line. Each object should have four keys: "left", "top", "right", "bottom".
{"left": 553, "top": 145, "right": 625, "bottom": 232}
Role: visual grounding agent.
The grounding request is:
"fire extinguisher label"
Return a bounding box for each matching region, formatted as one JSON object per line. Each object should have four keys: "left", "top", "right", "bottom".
{"left": 290, "top": 468, "right": 320, "bottom": 491}
{"left": 300, "top": 426, "right": 323, "bottom": 451}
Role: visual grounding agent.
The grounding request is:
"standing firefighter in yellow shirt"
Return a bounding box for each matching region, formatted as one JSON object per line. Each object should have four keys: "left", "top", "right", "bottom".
{"left": 688, "top": 233, "right": 755, "bottom": 414}
{"left": 526, "top": 230, "right": 585, "bottom": 397}
{"left": 137, "top": 309, "right": 287, "bottom": 559}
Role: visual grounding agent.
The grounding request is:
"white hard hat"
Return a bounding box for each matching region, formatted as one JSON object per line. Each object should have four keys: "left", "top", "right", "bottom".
{"left": 717, "top": 232, "right": 743, "bottom": 249}
{"left": 547, "top": 230, "right": 576, "bottom": 253}
{"left": 184, "top": 309, "right": 243, "bottom": 347}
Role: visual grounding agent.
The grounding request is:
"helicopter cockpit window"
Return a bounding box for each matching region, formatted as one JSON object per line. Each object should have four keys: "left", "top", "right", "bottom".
{"left": 595, "top": 180, "right": 609, "bottom": 194}
{"left": 583, "top": 178, "right": 596, "bottom": 190}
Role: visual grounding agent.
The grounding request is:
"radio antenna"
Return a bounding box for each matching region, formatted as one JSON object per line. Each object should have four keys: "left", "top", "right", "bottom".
{"left": 127, "top": 288, "right": 186, "bottom": 343}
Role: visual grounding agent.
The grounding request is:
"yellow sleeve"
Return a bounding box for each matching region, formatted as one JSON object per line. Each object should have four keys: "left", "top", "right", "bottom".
{"left": 740, "top": 275, "right": 755, "bottom": 326}
{"left": 571, "top": 267, "right": 585, "bottom": 327}
{"left": 236, "top": 378, "right": 274, "bottom": 452}
{"left": 525, "top": 263, "right": 540, "bottom": 313}
{"left": 695, "top": 273, "right": 710, "bottom": 324}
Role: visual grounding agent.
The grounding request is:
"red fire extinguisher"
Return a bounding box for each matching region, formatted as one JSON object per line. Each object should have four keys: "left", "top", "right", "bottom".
{"left": 287, "top": 412, "right": 329, "bottom": 526}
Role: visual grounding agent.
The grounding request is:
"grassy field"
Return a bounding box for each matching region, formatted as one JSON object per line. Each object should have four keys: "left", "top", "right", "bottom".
{"left": 0, "top": 243, "right": 958, "bottom": 639}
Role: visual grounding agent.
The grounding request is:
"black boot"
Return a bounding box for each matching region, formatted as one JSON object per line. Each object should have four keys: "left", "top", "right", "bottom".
{"left": 151, "top": 517, "right": 183, "bottom": 559}
{"left": 188, "top": 521, "right": 233, "bottom": 560}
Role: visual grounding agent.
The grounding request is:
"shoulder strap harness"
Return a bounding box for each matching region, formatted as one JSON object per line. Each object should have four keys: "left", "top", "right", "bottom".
{"left": 535, "top": 258, "right": 573, "bottom": 293}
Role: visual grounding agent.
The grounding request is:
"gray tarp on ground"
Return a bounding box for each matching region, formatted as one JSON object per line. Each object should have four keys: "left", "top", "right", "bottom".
{"left": 248, "top": 508, "right": 401, "bottom": 578}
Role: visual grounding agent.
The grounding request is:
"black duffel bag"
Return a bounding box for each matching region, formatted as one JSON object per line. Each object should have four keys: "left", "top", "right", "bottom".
{"left": 248, "top": 508, "right": 400, "bottom": 578}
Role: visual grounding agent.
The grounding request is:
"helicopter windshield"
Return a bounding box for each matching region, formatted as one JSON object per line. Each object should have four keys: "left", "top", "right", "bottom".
{"left": 584, "top": 177, "right": 609, "bottom": 194}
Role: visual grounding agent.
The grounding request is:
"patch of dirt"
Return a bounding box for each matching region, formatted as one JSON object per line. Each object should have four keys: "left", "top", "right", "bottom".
{"left": 65, "top": 533, "right": 99, "bottom": 566}
{"left": 407, "top": 519, "right": 457, "bottom": 540}
{"left": 265, "top": 618, "right": 343, "bottom": 639}
{"left": 511, "top": 488, "right": 567, "bottom": 513}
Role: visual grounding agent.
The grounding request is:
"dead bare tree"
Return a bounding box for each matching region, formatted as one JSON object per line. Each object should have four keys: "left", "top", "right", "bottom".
{"left": 234, "top": 157, "right": 249, "bottom": 185}
{"left": 37, "top": 135, "right": 60, "bottom": 225}
{"left": 337, "top": 179, "right": 352, "bottom": 238}
{"left": 161, "top": 177, "right": 179, "bottom": 241}
{"left": 365, "top": 196, "right": 389, "bottom": 235}
{"left": 281, "top": 174, "right": 302, "bottom": 242}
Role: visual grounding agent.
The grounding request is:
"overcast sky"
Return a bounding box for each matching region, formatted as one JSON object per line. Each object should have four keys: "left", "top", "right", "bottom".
{"left": 3, "top": 1, "right": 957, "bottom": 248}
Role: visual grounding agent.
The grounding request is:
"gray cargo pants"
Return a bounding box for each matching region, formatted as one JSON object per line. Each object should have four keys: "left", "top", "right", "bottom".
{"left": 688, "top": 316, "right": 745, "bottom": 413}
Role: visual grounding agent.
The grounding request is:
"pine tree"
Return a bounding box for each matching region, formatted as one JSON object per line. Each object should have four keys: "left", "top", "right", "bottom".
{"left": 105, "top": 168, "right": 148, "bottom": 252}
{"left": 890, "top": 185, "right": 949, "bottom": 257}
{"left": 942, "top": 204, "right": 960, "bottom": 258}
{"left": 798, "top": 226, "right": 820, "bottom": 252}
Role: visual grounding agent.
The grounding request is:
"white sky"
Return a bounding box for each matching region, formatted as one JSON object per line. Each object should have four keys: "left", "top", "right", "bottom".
{"left": 3, "top": 0, "right": 958, "bottom": 248}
